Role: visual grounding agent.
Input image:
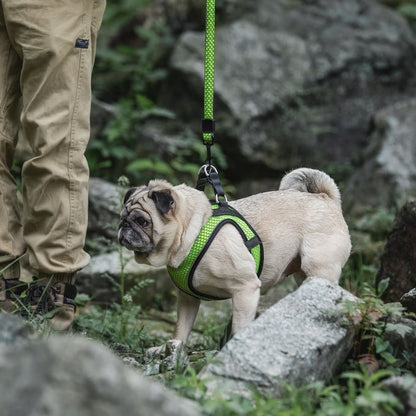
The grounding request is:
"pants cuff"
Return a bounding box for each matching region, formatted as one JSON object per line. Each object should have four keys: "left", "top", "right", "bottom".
{"left": 35, "top": 272, "right": 75, "bottom": 285}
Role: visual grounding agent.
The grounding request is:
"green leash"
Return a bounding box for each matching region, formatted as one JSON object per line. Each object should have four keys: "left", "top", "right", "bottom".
{"left": 198, "top": 0, "right": 226, "bottom": 200}
{"left": 202, "top": 0, "right": 216, "bottom": 149}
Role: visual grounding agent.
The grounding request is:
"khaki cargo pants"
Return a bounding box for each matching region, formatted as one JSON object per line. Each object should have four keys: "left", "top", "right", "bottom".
{"left": 0, "top": 0, "right": 105, "bottom": 279}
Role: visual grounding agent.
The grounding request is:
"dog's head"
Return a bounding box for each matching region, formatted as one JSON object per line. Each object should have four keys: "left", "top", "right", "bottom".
{"left": 118, "top": 180, "right": 179, "bottom": 263}
{"left": 120, "top": 179, "right": 215, "bottom": 269}
{"left": 119, "top": 179, "right": 212, "bottom": 268}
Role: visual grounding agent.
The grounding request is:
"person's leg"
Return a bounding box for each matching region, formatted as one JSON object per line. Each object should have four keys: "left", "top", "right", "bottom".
{"left": 2, "top": 0, "right": 105, "bottom": 328}
{"left": 0, "top": 1, "right": 27, "bottom": 312}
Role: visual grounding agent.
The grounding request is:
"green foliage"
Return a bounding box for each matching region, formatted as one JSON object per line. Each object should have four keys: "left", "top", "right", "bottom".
{"left": 350, "top": 209, "right": 396, "bottom": 243}
{"left": 340, "top": 254, "right": 378, "bottom": 297}
{"left": 398, "top": 3, "right": 416, "bottom": 30}
{"left": 73, "top": 270, "right": 160, "bottom": 353}
{"left": 73, "top": 300, "right": 163, "bottom": 355}
{"left": 169, "top": 366, "right": 403, "bottom": 416}
{"left": 93, "top": 0, "right": 163, "bottom": 100}
{"left": 341, "top": 208, "right": 395, "bottom": 296}
{"left": 378, "top": 0, "right": 416, "bottom": 31}
{"left": 192, "top": 311, "right": 231, "bottom": 351}
{"left": 319, "top": 368, "right": 403, "bottom": 416}
{"left": 124, "top": 128, "right": 227, "bottom": 185}
{"left": 88, "top": 17, "right": 173, "bottom": 181}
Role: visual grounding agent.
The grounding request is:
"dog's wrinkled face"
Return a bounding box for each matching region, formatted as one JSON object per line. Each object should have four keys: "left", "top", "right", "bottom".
{"left": 118, "top": 186, "right": 154, "bottom": 254}
{"left": 118, "top": 182, "right": 176, "bottom": 258}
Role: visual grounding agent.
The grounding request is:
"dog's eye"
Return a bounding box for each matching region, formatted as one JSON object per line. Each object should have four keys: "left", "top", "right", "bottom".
{"left": 137, "top": 217, "right": 149, "bottom": 227}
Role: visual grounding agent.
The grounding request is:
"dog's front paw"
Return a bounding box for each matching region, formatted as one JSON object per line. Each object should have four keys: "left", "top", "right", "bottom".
{"left": 146, "top": 344, "right": 166, "bottom": 359}
{"left": 144, "top": 340, "right": 188, "bottom": 374}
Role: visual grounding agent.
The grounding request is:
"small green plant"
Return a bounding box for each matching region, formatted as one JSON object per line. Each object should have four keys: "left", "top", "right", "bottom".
{"left": 340, "top": 254, "right": 378, "bottom": 297}
{"left": 320, "top": 367, "right": 403, "bottom": 416}
{"left": 342, "top": 279, "right": 406, "bottom": 371}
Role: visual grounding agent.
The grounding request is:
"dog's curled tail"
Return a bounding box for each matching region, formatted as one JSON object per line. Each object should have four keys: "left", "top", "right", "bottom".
{"left": 279, "top": 168, "right": 341, "bottom": 205}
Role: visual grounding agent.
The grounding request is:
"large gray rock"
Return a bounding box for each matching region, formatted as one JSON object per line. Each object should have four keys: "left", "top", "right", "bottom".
{"left": 199, "top": 277, "right": 357, "bottom": 399}
{"left": 385, "top": 317, "right": 416, "bottom": 374}
{"left": 88, "top": 177, "right": 122, "bottom": 243}
{"left": 344, "top": 100, "right": 416, "bottom": 213}
{"left": 160, "top": 0, "right": 416, "bottom": 179}
{"left": 375, "top": 201, "right": 416, "bottom": 303}
{"left": 0, "top": 313, "right": 36, "bottom": 345}
{"left": 0, "top": 314, "right": 200, "bottom": 416}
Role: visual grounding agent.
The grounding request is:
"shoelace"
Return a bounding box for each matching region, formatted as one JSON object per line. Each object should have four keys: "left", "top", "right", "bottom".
{"left": 24, "top": 283, "right": 59, "bottom": 316}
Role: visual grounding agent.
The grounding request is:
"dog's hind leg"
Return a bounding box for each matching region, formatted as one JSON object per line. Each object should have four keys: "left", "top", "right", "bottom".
{"left": 299, "top": 235, "right": 347, "bottom": 283}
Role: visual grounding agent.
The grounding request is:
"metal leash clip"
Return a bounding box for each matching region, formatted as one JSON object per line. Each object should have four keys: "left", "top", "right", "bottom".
{"left": 196, "top": 164, "right": 228, "bottom": 204}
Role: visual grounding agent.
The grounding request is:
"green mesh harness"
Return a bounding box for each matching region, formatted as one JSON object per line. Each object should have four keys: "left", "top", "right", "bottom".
{"left": 167, "top": 203, "right": 264, "bottom": 301}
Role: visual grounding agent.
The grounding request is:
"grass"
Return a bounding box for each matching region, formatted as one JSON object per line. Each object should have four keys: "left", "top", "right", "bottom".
{"left": 167, "top": 364, "right": 404, "bottom": 416}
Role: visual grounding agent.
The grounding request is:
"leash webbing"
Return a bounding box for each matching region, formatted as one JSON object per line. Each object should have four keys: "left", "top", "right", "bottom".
{"left": 202, "top": 0, "right": 216, "bottom": 148}
{"left": 198, "top": 0, "right": 227, "bottom": 203}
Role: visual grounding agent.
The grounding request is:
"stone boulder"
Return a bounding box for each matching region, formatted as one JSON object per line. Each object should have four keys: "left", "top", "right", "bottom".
{"left": 0, "top": 313, "right": 201, "bottom": 416}
{"left": 375, "top": 201, "right": 416, "bottom": 303}
{"left": 158, "top": 0, "right": 416, "bottom": 182}
{"left": 401, "top": 288, "right": 416, "bottom": 314}
{"left": 385, "top": 317, "right": 416, "bottom": 374}
{"left": 88, "top": 177, "right": 122, "bottom": 245}
{"left": 199, "top": 277, "right": 357, "bottom": 399}
{"left": 343, "top": 99, "right": 416, "bottom": 213}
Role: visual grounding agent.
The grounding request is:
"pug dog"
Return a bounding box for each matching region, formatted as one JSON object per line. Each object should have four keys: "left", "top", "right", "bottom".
{"left": 118, "top": 168, "right": 351, "bottom": 347}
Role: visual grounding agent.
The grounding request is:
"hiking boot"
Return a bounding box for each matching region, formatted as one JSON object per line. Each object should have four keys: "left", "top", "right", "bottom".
{"left": 0, "top": 277, "right": 28, "bottom": 313}
{"left": 24, "top": 279, "right": 77, "bottom": 332}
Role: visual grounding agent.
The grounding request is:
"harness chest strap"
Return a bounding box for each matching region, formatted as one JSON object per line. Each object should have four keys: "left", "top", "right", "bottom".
{"left": 167, "top": 204, "right": 264, "bottom": 301}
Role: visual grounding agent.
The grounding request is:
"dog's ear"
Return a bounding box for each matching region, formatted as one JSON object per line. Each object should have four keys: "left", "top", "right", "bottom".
{"left": 123, "top": 188, "right": 137, "bottom": 205}
{"left": 150, "top": 189, "right": 175, "bottom": 215}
